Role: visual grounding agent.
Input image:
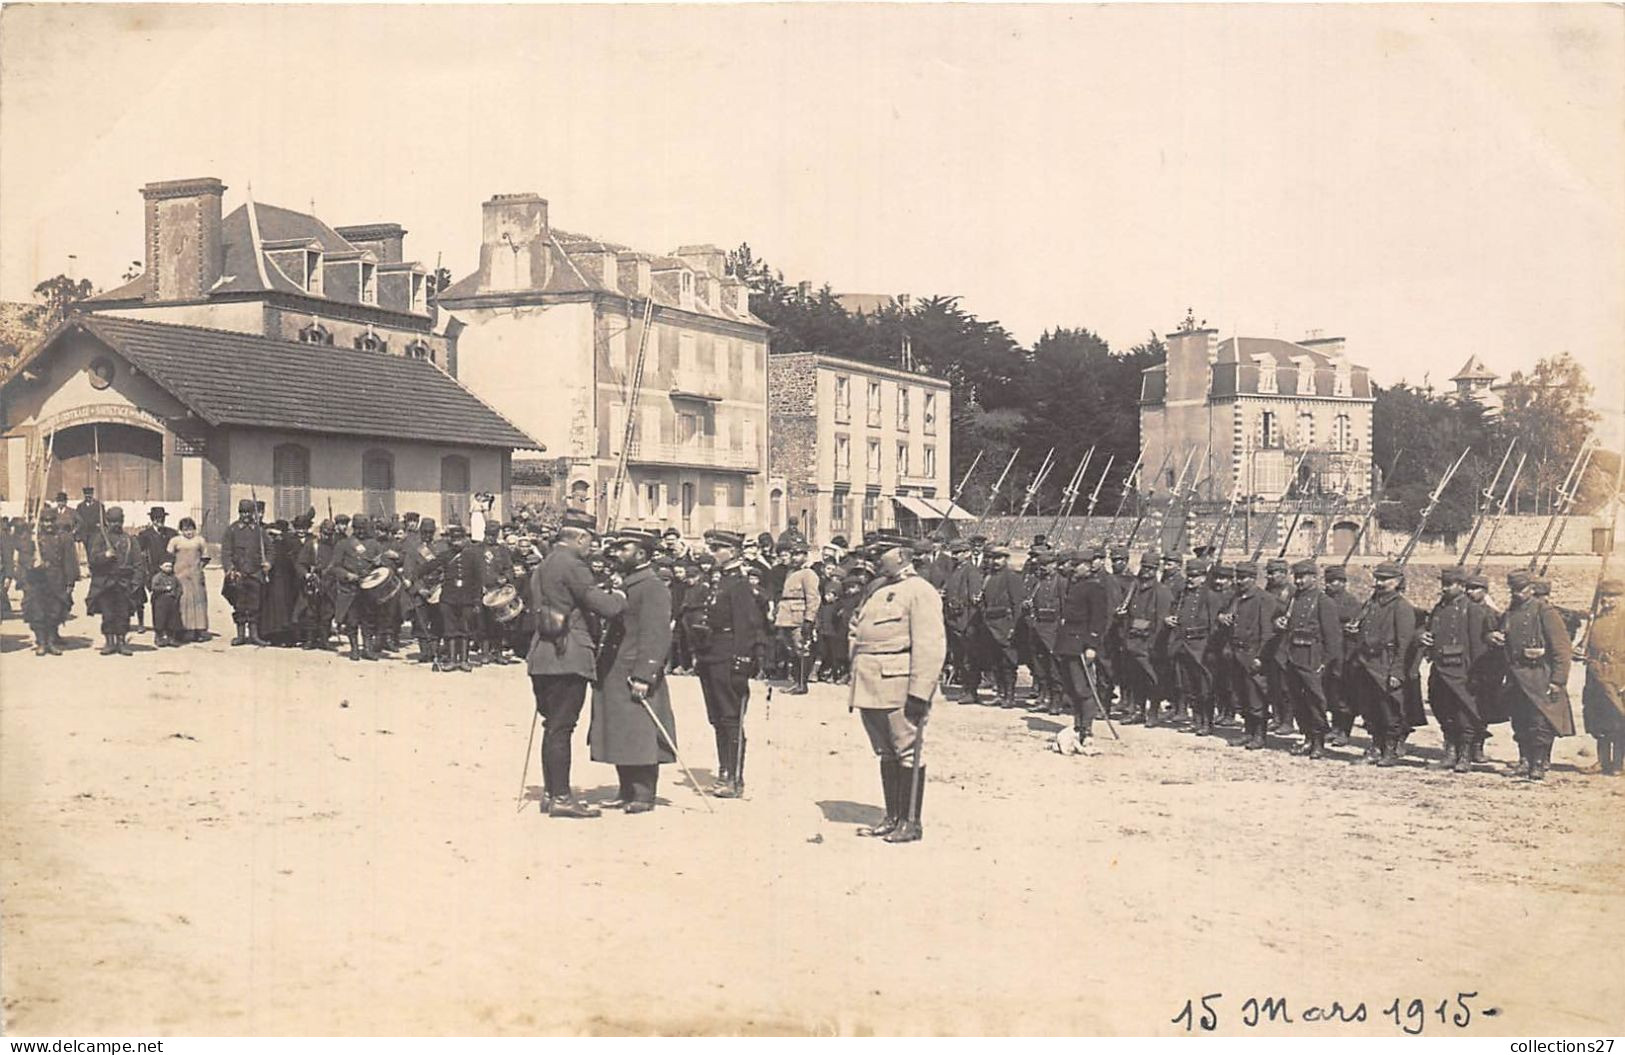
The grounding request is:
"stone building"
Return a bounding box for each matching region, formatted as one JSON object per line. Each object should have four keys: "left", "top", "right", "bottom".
{"left": 1, "top": 314, "right": 537, "bottom": 538}
{"left": 1450, "top": 355, "right": 1504, "bottom": 414}
{"left": 435, "top": 194, "right": 771, "bottom": 536}
{"left": 85, "top": 178, "right": 453, "bottom": 370}
{"left": 1140, "top": 324, "right": 1376, "bottom": 505}
{"left": 768, "top": 351, "right": 959, "bottom": 546}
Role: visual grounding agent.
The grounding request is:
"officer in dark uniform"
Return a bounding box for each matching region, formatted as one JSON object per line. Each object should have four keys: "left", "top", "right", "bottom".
{"left": 1101, "top": 546, "right": 1132, "bottom": 716}
{"left": 1350, "top": 562, "right": 1418, "bottom": 767}
{"left": 435, "top": 524, "right": 483, "bottom": 673}
{"left": 294, "top": 518, "right": 338, "bottom": 650}
{"left": 695, "top": 529, "right": 768, "bottom": 798}
{"left": 1263, "top": 556, "right": 1296, "bottom": 736}
{"left": 1203, "top": 564, "right": 1236, "bottom": 727}
{"left": 978, "top": 544, "right": 1025, "bottom": 707}
{"left": 1220, "top": 561, "right": 1279, "bottom": 750}
{"left": 221, "top": 498, "right": 270, "bottom": 646}
{"left": 1119, "top": 552, "right": 1172, "bottom": 724}
{"left": 1421, "top": 567, "right": 1493, "bottom": 772}
{"left": 1581, "top": 578, "right": 1625, "bottom": 777}
{"left": 1280, "top": 560, "right": 1341, "bottom": 758}
{"left": 1490, "top": 569, "right": 1573, "bottom": 781}
{"left": 330, "top": 514, "right": 378, "bottom": 661}
{"left": 87, "top": 506, "right": 139, "bottom": 656}
{"left": 1322, "top": 565, "right": 1363, "bottom": 746}
{"left": 1464, "top": 572, "right": 1507, "bottom": 766}
{"left": 1055, "top": 548, "right": 1110, "bottom": 748}
{"left": 943, "top": 541, "right": 983, "bottom": 700}
{"left": 401, "top": 516, "right": 442, "bottom": 663}
{"left": 1024, "top": 551, "right": 1064, "bottom": 714}
{"left": 1169, "top": 559, "right": 1218, "bottom": 735}
{"left": 477, "top": 521, "right": 517, "bottom": 665}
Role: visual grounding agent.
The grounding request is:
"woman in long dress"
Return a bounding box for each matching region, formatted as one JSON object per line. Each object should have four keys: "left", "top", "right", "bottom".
{"left": 167, "top": 517, "right": 210, "bottom": 641}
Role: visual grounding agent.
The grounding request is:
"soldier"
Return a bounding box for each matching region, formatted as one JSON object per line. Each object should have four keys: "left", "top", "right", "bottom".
{"left": 401, "top": 516, "right": 442, "bottom": 664}
{"left": 1118, "top": 552, "right": 1172, "bottom": 724}
{"left": 1580, "top": 579, "right": 1625, "bottom": 777}
{"left": 1463, "top": 572, "right": 1508, "bottom": 766}
{"left": 86, "top": 506, "right": 139, "bottom": 656}
{"left": 1100, "top": 546, "right": 1132, "bottom": 716}
{"left": 1169, "top": 559, "right": 1219, "bottom": 735}
{"left": 20, "top": 509, "right": 78, "bottom": 655}
{"left": 694, "top": 529, "right": 769, "bottom": 798}
{"left": 221, "top": 497, "right": 271, "bottom": 646}
{"left": 1055, "top": 547, "right": 1110, "bottom": 751}
{"left": 134, "top": 506, "right": 178, "bottom": 634}
{"left": 1263, "top": 557, "right": 1296, "bottom": 737}
{"left": 1155, "top": 552, "right": 1188, "bottom": 721}
{"left": 774, "top": 541, "right": 822, "bottom": 695}
{"left": 1219, "top": 561, "right": 1280, "bottom": 750}
{"left": 1489, "top": 569, "right": 1573, "bottom": 781}
{"left": 294, "top": 518, "right": 339, "bottom": 650}
{"left": 1349, "top": 562, "right": 1418, "bottom": 767}
{"left": 477, "top": 521, "right": 518, "bottom": 665}
{"left": 979, "top": 544, "right": 1025, "bottom": 708}
{"left": 591, "top": 528, "right": 677, "bottom": 813}
{"left": 666, "top": 561, "right": 694, "bottom": 675}
{"left": 528, "top": 509, "right": 627, "bottom": 818}
{"left": 1024, "top": 551, "right": 1064, "bottom": 714}
{"left": 1279, "top": 560, "right": 1342, "bottom": 758}
{"left": 1202, "top": 564, "right": 1237, "bottom": 727}
{"left": 330, "top": 513, "right": 378, "bottom": 661}
{"left": 1322, "top": 565, "right": 1363, "bottom": 747}
{"left": 943, "top": 540, "right": 984, "bottom": 701}
{"left": 1420, "top": 567, "right": 1493, "bottom": 773}
{"left": 435, "top": 524, "right": 483, "bottom": 673}
{"left": 847, "top": 532, "right": 946, "bottom": 843}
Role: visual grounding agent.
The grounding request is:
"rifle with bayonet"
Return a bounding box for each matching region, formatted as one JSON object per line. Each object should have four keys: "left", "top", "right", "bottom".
{"left": 1208, "top": 477, "right": 1243, "bottom": 562}
{"left": 1166, "top": 442, "right": 1211, "bottom": 558}
{"left": 1097, "top": 449, "right": 1146, "bottom": 548}
{"left": 1572, "top": 451, "right": 1625, "bottom": 654}
{"left": 1456, "top": 441, "right": 1517, "bottom": 567}
{"left": 1341, "top": 448, "right": 1404, "bottom": 569}
{"left": 1074, "top": 452, "right": 1115, "bottom": 546}
{"left": 1248, "top": 447, "right": 1314, "bottom": 565}
{"left": 1472, "top": 452, "right": 1525, "bottom": 576}
{"left": 1531, "top": 438, "right": 1597, "bottom": 576}
{"left": 1004, "top": 447, "right": 1056, "bottom": 542}
{"left": 1046, "top": 445, "right": 1095, "bottom": 541}
{"left": 1274, "top": 449, "right": 1323, "bottom": 560}
{"left": 1394, "top": 446, "right": 1472, "bottom": 568}
{"left": 1117, "top": 446, "right": 1174, "bottom": 550}
{"left": 970, "top": 448, "right": 1020, "bottom": 533}
{"left": 1127, "top": 446, "right": 1190, "bottom": 553}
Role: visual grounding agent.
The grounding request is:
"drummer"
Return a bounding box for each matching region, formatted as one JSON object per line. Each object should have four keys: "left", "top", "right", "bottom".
{"left": 476, "top": 521, "right": 518, "bottom": 666}
{"left": 436, "top": 523, "right": 483, "bottom": 673}
{"left": 402, "top": 516, "right": 442, "bottom": 665}
{"left": 331, "top": 514, "right": 378, "bottom": 661}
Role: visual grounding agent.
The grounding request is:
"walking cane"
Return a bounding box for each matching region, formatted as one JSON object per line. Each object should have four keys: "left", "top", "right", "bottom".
{"left": 734, "top": 692, "right": 750, "bottom": 797}
{"left": 516, "top": 707, "right": 539, "bottom": 812}
{"left": 634, "top": 685, "right": 714, "bottom": 813}
{"left": 1081, "top": 655, "right": 1120, "bottom": 740}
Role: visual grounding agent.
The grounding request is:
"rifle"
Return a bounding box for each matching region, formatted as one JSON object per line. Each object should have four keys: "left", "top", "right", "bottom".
{"left": 1394, "top": 446, "right": 1471, "bottom": 568}
{"left": 1535, "top": 440, "right": 1597, "bottom": 577}
{"left": 1127, "top": 445, "right": 1191, "bottom": 554}
{"left": 1274, "top": 449, "right": 1322, "bottom": 560}
{"left": 251, "top": 484, "right": 268, "bottom": 571}
{"left": 949, "top": 450, "right": 983, "bottom": 510}
{"left": 1208, "top": 477, "right": 1243, "bottom": 562}
{"left": 1113, "top": 446, "right": 1170, "bottom": 549}
{"left": 1004, "top": 447, "right": 1056, "bottom": 542}
{"left": 1473, "top": 452, "right": 1526, "bottom": 576}
{"left": 1456, "top": 440, "right": 1517, "bottom": 568}
{"left": 1065, "top": 452, "right": 1114, "bottom": 547}
{"left": 29, "top": 429, "right": 56, "bottom": 569}
{"left": 1527, "top": 438, "right": 1595, "bottom": 571}
{"left": 1248, "top": 447, "right": 1313, "bottom": 564}
{"left": 1046, "top": 445, "right": 1095, "bottom": 541}
{"left": 1167, "top": 441, "right": 1210, "bottom": 557}
{"left": 1340, "top": 448, "right": 1403, "bottom": 568}
{"left": 970, "top": 448, "right": 1020, "bottom": 532}
{"left": 1572, "top": 451, "right": 1625, "bottom": 653}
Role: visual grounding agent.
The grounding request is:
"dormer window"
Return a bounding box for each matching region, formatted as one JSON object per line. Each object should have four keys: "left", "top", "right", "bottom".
{"left": 405, "top": 339, "right": 432, "bottom": 361}
{"left": 354, "top": 327, "right": 387, "bottom": 353}
{"left": 361, "top": 262, "right": 377, "bottom": 305}
{"left": 298, "top": 321, "right": 333, "bottom": 345}
{"left": 410, "top": 273, "right": 426, "bottom": 313}
{"left": 679, "top": 269, "right": 694, "bottom": 309}
{"left": 1256, "top": 354, "right": 1278, "bottom": 394}
{"left": 306, "top": 251, "right": 324, "bottom": 295}
{"left": 1294, "top": 356, "right": 1316, "bottom": 395}
{"left": 1333, "top": 363, "right": 1352, "bottom": 397}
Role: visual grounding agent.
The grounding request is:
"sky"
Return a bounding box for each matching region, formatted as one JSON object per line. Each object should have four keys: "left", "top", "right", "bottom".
{"left": 2, "top": 3, "right": 1621, "bottom": 434}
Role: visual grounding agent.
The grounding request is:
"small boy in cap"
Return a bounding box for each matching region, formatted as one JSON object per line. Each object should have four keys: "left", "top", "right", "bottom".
{"left": 150, "top": 557, "right": 182, "bottom": 646}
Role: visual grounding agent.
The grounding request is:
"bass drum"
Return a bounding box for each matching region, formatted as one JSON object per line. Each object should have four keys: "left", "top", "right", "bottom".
{"left": 359, "top": 566, "right": 403, "bottom": 607}
{"left": 482, "top": 583, "right": 524, "bottom": 623}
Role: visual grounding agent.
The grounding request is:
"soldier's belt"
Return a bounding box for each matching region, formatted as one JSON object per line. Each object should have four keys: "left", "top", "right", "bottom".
{"left": 1359, "top": 645, "right": 1392, "bottom": 657}
{"left": 982, "top": 607, "right": 1011, "bottom": 619}
{"left": 1182, "top": 628, "right": 1209, "bottom": 639}
{"left": 858, "top": 647, "right": 912, "bottom": 655}
{"left": 1512, "top": 656, "right": 1547, "bottom": 668}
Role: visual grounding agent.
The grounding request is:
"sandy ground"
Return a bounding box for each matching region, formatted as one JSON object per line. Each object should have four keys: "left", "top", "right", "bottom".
{"left": 2, "top": 569, "right": 1622, "bottom": 1037}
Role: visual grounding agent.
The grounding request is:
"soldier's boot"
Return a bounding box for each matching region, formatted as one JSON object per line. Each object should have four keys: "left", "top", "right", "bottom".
{"left": 1527, "top": 744, "right": 1550, "bottom": 782}
{"left": 346, "top": 629, "right": 363, "bottom": 662}
{"left": 1470, "top": 736, "right": 1490, "bottom": 765}
{"left": 711, "top": 729, "right": 736, "bottom": 797}
{"left": 1305, "top": 733, "right": 1327, "bottom": 759}
{"left": 858, "top": 761, "right": 903, "bottom": 838}
{"left": 1453, "top": 738, "right": 1473, "bottom": 773}
{"left": 247, "top": 622, "right": 269, "bottom": 647}
{"left": 1432, "top": 737, "right": 1458, "bottom": 769}
{"left": 457, "top": 639, "right": 474, "bottom": 673}
{"left": 134, "top": 609, "right": 146, "bottom": 634}
{"left": 885, "top": 766, "right": 924, "bottom": 843}
{"left": 100, "top": 634, "right": 117, "bottom": 656}
{"left": 1245, "top": 728, "right": 1267, "bottom": 750}
{"left": 46, "top": 627, "right": 64, "bottom": 656}
{"left": 1392, "top": 731, "right": 1411, "bottom": 760}
{"left": 1605, "top": 738, "right": 1623, "bottom": 776}
{"left": 231, "top": 621, "right": 248, "bottom": 646}
{"left": 117, "top": 633, "right": 133, "bottom": 656}
{"left": 1376, "top": 736, "right": 1399, "bottom": 767}
{"left": 1145, "top": 698, "right": 1160, "bottom": 728}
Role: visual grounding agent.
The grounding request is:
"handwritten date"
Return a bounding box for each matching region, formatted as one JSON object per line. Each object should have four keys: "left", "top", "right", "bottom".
{"left": 1171, "top": 992, "right": 1499, "bottom": 1034}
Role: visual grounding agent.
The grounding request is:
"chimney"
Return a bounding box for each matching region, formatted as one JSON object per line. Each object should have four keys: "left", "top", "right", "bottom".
{"left": 477, "top": 193, "right": 550, "bottom": 292}
{"left": 616, "top": 251, "right": 651, "bottom": 299}
{"left": 335, "top": 223, "right": 406, "bottom": 263}
{"left": 1162, "top": 324, "right": 1218, "bottom": 403}
{"left": 566, "top": 244, "right": 618, "bottom": 290}
{"left": 675, "top": 243, "right": 726, "bottom": 278}
{"left": 721, "top": 276, "right": 749, "bottom": 316}
{"left": 1299, "top": 335, "right": 1346, "bottom": 360}
{"left": 141, "top": 177, "right": 226, "bottom": 301}
{"left": 695, "top": 273, "right": 715, "bottom": 310}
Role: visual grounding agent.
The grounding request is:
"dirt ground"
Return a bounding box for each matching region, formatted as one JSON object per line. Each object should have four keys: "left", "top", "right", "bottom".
{"left": 2, "top": 567, "right": 1622, "bottom": 1036}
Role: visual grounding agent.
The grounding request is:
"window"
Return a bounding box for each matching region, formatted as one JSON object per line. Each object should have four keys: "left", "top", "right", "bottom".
{"left": 1261, "top": 411, "right": 1279, "bottom": 449}
{"left": 642, "top": 406, "right": 661, "bottom": 453}
{"left": 1334, "top": 364, "right": 1352, "bottom": 397}
{"left": 867, "top": 438, "right": 882, "bottom": 477}
{"left": 867, "top": 380, "right": 882, "bottom": 428}
{"left": 897, "top": 442, "right": 910, "bottom": 477}
{"left": 362, "top": 450, "right": 395, "bottom": 518}
{"left": 361, "top": 262, "right": 377, "bottom": 305}
{"left": 306, "top": 252, "right": 324, "bottom": 296}
{"left": 608, "top": 402, "right": 626, "bottom": 456}
{"left": 740, "top": 343, "right": 755, "bottom": 393}
{"left": 643, "top": 483, "right": 661, "bottom": 520}
{"left": 863, "top": 493, "right": 878, "bottom": 531}
{"left": 681, "top": 482, "right": 696, "bottom": 534}
{"left": 834, "top": 375, "right": 851, "bottom": 423}
{"left": 924, "top": 392, "right": 937, "bottom": 435}
{"left": 1256, "top": 355, "right": 1277, "bottom": 394}
{"left": 897, "top": 386, "right": 910, "bottom": 431}
{"left": 354, "top": 329, "right": 387, "bottom": 353}
{"left": 405, "top": 339, "right": 432, "bottom": 361}
{"left": 1294, "top": 356, "right": 1316, "bottom": 395}
{"left": 440, "top": 455, "right": 470, "bottom": 529}
{"left": 923, "top": 444, "right": 936, "bottom": 478}
{"left": 1297, "top": 410, "right": 1315, "bottom": 447}
{"left": 298, "top": 321, "right": 332, "bottom": 345}
{"left": 835, "top": 435, "right": 851, "bottom": 481}
{"left": 831, "top": 493, "right": 848, "bottom": 532}
{"left": 272, "top": 443, "right": 310, "bottom": 521}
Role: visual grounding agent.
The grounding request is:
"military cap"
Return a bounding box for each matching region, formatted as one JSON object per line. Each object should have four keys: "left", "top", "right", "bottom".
{"left": 402, "top": 511, "right": 420, "bottom": 523}
{"left": 1110, "top": 546, "right": 1129, "bottom": 560}
{"left": 148, "top": 506, "right": 168, "bottom": 519}
{"left": 1028, "top": 550, "right": 1053, "bottom": 566}
{"left": 1141, "top": 550, "right": 1160, "bottom": 566}
{"left": 484, "top": 521, "right": 501, "bottom": 538}
{"left": 830, "top": 535, "right": 850, "bottom": 549}
{"left": 1161, "top": 552, "right": 1181, "bottom": 564}
{"left": 704, "top": 529, "right": 745, "bottom": 548}
{"left": 1234, "top": 561, "right": 1259, "bottom": 577}
{"left": 1193, "top": 544, "right": 1215, "bottom": 558}
{"left": 38, "top": 506, "right": 57, "bottom": 524}
{"left": 104, "top": 506, "right": 125, "bottom": 523}
{"left": 613, "top": 527, "right": 662, "bottom": 550}
{"left": 868, "top": 531, "right": 916, "bottom": 553}
{"left": 1031, "top": 534, "right": 1048, "bottom": 547}
{"left": 352, "top": 514, "right": 371, "bottom": 530}
{"left": 1598, "top": 579, "right": 1625, "bottom": 597}
{"left": 418, "top": 516, "right": 437, "bottom": 534}
{"left": 1266, "top": 557, "right": 1290, "bottom": 573}
{"left": 291, "top": 511, "right": 314, "bottom": 530}
{"left": 985, "top": 543, "right": 1012, "bottom": 558}
{"left": 334, "top": 513, "right": 352, "bottom": 526}
{"left": 1185, "top": 559, "right": 1205, "bottom": 576}
{"left": 662, "top": 527, "right": 683, "bottom": 539}
{"left": 318, "top": 518, "right": 335, "bottom": 534}
{"left": 755, "top": 532, "right": 775, "bottom": 549}
{"left": 697, "top": 553, "right": 717, "bottom": 567}
{"left": 1439, "top": 566, "right": 1466, "bottom": 584}
{"left": 948, "top": 540, "right": 971, "bottom": 554}
{"left": 255, "top": 500, "right": 266, "bottom": 513}
{"left": 1324, "top": 565, "right": 1348, "bottom": 582}
{"left": 1291, "top": 559, "right": 1317, "bottom": 577}
{"left": 238, "top": 498, "right": 256, "bottom": 513}
{"left": 1373, "top": 561, "right": 1403, "bottom": 580}
{"left": 1212, "top": 563, "right": 1236, "bottom": 578}
{"left": 560, "top": 508, "right": 597, "bottom": 533}
{"left": 271, "top": 518, "right": 290, "bottom": 533}
{"left": 1533, "top": 578, "right": 1552, "bottom": 596}
{"left": 1507, "top": 569, "right": 1534, "bottom": 591}
{"left": 1465, "top": 572, "right": 1489, "bottom": 590}
{"left": 443, "top": 523, "right": 467, "bottom": 539}
{"left": 83, "top": 486, "right": 96, "bottom": 495}
{"left": 1052, "top": 549, "right": 1080, "bottom": 564}
{"left": 968, "top": 535, "right": 987, "bottom": 547}
{"left": 848, "top": 559, "right": 876, "bottom": 576}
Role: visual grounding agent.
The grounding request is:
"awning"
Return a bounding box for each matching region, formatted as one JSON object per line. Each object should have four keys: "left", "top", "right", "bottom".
{"left": 892, "top": 496, "right": 975, "bottom": 521}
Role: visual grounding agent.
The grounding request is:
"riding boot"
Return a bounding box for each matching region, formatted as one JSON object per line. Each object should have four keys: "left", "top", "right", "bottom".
{"left": 885, "top": 766, "right": 924, "bottom": 843}
{"left": 1363, "top": 735, "right": 1382, "bottom": 765}
{"left": 32, "top": 627, "right": 48, "bottom": 656}
{"left": 1376, "top": 736, "right": 1398, "bottom": 767}
{"left": 858, "top": 761, "right": 902, "bottom": 837}
{"left": 1434, "top": 737, "right": 1458, "bottom": 770}
{"left": 1453, "top": 738, "right": 1472, "bottom": 773}
{"left": 712, "top": 729, "right": 735, "bottom": 795}
{"left": 1470, "top": 737, "right": 1490, "bottom": 765}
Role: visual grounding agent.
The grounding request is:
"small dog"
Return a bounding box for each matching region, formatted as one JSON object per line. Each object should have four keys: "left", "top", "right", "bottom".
{"left": 1053, "top": 728, "right": 1098, "bottom": 756}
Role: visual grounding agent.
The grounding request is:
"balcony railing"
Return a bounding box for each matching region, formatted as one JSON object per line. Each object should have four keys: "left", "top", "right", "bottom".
{"left": 627, "top": 439, "right": 759, "bottom": 471}
{"left": 670, "top": 372, "right": 722, "bottom": 401}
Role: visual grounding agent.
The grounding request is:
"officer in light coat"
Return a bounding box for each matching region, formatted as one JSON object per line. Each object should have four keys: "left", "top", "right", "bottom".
{"left": 847, "top": 531, "right": 947, "bottom": 844}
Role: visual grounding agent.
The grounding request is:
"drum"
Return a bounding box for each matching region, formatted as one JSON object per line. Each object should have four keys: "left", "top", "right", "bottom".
{"left": 482, "top": 583, "right": 524, "bottom": 623}
{"left": 360, "top": 566, "right": 403, "bottom": 606}
{"left": 427, "top": 584, "right": 442, "bottom": 605}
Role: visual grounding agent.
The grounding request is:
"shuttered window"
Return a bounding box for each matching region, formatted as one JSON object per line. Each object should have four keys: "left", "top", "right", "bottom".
{"left": 441, "top": 455, "right": 470, "bottom": 529}
{"left": 362, "top": 450, "right": 395, "bottom": 518}
{"left": 272, "top": 443, "right": 311, "bottom": 521}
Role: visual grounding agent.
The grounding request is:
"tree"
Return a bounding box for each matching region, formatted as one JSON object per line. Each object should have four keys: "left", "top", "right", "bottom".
{"left": 1495, "top": 352, "right": 1602, "bottom": 514}
{"left": 28, "top": 274, "right": 95, "bottom": 331}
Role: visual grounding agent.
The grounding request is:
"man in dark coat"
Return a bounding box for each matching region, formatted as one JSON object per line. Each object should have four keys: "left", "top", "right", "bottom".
{"left": 1169, "top": 559, "right": 1220, "bottom": 735}
{"left": 1465, "top": 572, "right": 1508, "bottom": 765}
{"left": 259, "top": 519, "right": 303, "bottom": 645}
{"left": 695, "top": 529, "right": 769, "bottom": 798}
{"left": 74, "top": 486, "right": 104, "bottom": 554}
{"left": 1322, "top": 565, "right": 1363, "bottom": 746}
{"left": 476, "top": 521, "right": 518, "bottom": 665}
{"left": 1120, "top": 552, "right": 1173, "bottom": 725}
{"left": 1202, "top": 564, "right": 1237, "bottom": 727}
{"left": 1024, "top": 552, "right": 1064, "bottom": 713}
{"left": 1581, "top": 578, "right": 1625, "bottom": 777}
{"left": 978, "top": 544, "right": 1025, "bottom": 707}
{"left": 86, "top": 506, "right": 139, "bottom": 656}
{"left": 590, "top": 528, "right": 676, "bottom": 812}
{"left": 1421, "top": 566, "right": 1493, "bottom": 772}
{"left": 942, "top": 541, "right": 984, "bottom": 700}
{"left": 435, "top": 524, "right": 484, "bottom": 672}
{"left": 295, "top": 519, "right": 338, "bottom": 650}
{"left": 1349, "top": 562, "right": 1418, "bottom": 767}
{"left": 1490, "top": 569, "right": 1573, "bottom": 781}
{"left": 221, "top": 497, "right": 270, "bottom": 646}
{"left": 1280, "top": 560, "right": 1343, "bottom": 758}
{"left": 528, "top": 509, "right": 627, "bottom": 817}
{"left": 134, "top": 506, "right": 178, "bottom": 634}
{"left": 329, "top": 515, "right": 378, "bottom": 661}
{"left": 1054, "top": 548, "right": 1109, "bottom": 749}
{"left": 1263, "top": 557, "right": 1297, "bottom": 735}
{"left": 20, "top": 510, "right": 78, "bottom": 655}
{"left": 401, "top": 516, "right": 442, "bottom": 664}
{"left": 1220, "top": 561, "right": 1280, "bottom": 750}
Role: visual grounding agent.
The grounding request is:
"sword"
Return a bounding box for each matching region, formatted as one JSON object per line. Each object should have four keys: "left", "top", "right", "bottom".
{"left": 634, "top": 684, "right": 714, "bottom": 813}
{"left": 1080, "top": 656, "right": 1119, "bottom": 740}
{"left": 517, "top": 708, "right": 539, "bottom": 812}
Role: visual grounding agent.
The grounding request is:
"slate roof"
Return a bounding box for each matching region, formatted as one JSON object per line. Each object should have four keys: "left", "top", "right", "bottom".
{"left": 1140, "top": 334, "right": 1374, "bottom": 402}
{"left": 11, "top": 315, "right": 539, "bottom": 450}
{"left": 1451, "top": 354, "right": 1498, "bottom": 382}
